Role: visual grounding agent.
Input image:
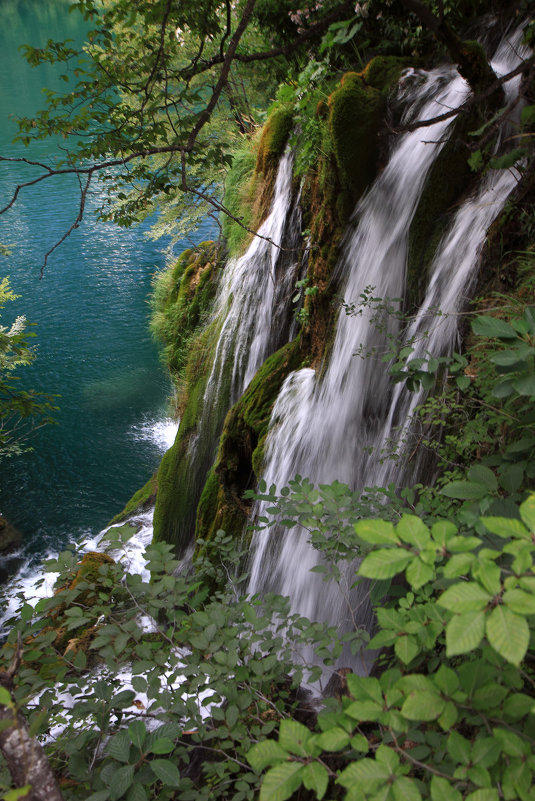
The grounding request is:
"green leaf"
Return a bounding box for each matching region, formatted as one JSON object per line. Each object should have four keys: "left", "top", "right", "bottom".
{"left": 443, "top": 553, "right": 475, "bottom": 578}
{"left": 338, "top": 758, "right": 390, "bottom": 789}
{"left": 486, "top": 606, "right": 529, "bottom": 665}
{"left": 464, "top": 790, "right": 499, "bottom": 801}
{"left": 128, "top": 721, "right": 146, "bottom": 750}
{"left": 149, "top": 737, "right": 175, "bottom": 755}
{"left": 472, "top": 561, "right": 501, "bottom": 595}
{"left": 513, "top": 373, "right": 535, "bottom": 396}
{"left": 0, "top": 687, "right": 13, "bottom": 707}
{"left": 448, "top": 731, "right": 471, "bottom": 764}
{"left": 405, "top": 557, "right": 434, "bottom": 590}
{"left": 248, "top": 740, "right": 289, "bottom": 772}
{"left": 396, "top": 515, "right": 431, "bottom": 549}
{"left": 108, "top": 765, "right": 135, "bottom": 801}
{"left": 279, "top": 719, "right": 313, "bottom": 757}
{"left": 431, "top": 520, "right": 457, "bottom": 545}
{"left": 150, "top": 759, "right": 181, "bottom": 787}
{"left": 431, "top": 775, "right": 462, "bottom": 801}
{"left": 445, "top": 611, "right": 485, "bottom": 656}
{"left": 489, "top": 148, "right": 526, "bottom": 170}
{"left": 354, "top": 519, "right": 399, "bottom": 545}
{"left": 302, "top": 762, "right": 328, "bottom": 800}
{"left": 441, "top": 480, "right": 488, "bottom": 500}
{"left": 316, "top": 727, "right": 350, "bottom": 752}
{"left": 345, "top": 700, "right": 383, "bottom": 721}
{"left": 472, "top": 737, "right": 501, "bottom": 768}
{"left": 401, "top": 690, "right": 445, "bottom": 721}
{"left": 393, "top": 777, "right": 422, "bottom": 801}
{"left": 520, "top": 494, "right": 535, "bottom": 532}
{"left": 471, "top": 316, "right": 518, "bottom": 340}
{"left": 503, "top": 588, "right": 535, "bottom": 615}
{"left": 358, "top": 549, "right": 412, "bottom": 579}
{"left": 395, "top": 635, "right": 419, "bottom": 664}
{"left": 126, "top": 784, "right": 148, "bottom": 801}
{"left": 106, "top": 731, "right": 132, "bottom": 763}
{"left": 468, "top": 465, "right": 498, "bottom": 491}
{"left": 481, "top": 516, "right": 529, "bottom": 539}
{"left": 438, "top": 582, "right": 491, "bottom": 613}
{"left": 259, "top": 762, "right": 304, "bottom": 801}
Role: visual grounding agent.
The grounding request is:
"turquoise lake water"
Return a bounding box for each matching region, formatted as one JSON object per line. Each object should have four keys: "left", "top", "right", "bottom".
{"left": 0, "top": 0, "right": 212, "bottom": 565}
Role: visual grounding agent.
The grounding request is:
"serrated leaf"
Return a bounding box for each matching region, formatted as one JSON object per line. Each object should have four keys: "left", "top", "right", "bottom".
{"left": 396, "top": 515, "right": 431, "bottom": 549}
{"left": 126, "top": 783, "right": 148, "bottom": 801}
{"left": 472, "top": 561, "right": 501, "bottom": 595}
{"left": 354, "top": 519, "right": 399, "bottom": 545}
{"left": 520, "top": 494, "right": 535, "bottom": 532}
{"left": 472, "top": 737, "right": 501, "bottom": 768}
{"left": 401, "top": 691, "right": 445, "bottom": 721}
{"left": 248, "top": 739, "right": 290, "bottom": 771}
{"left": 149, "top": 737, "right": 174, "bottom": 755}
{"left": 443, "top": 553, "right": 475, "bottom": 578}
{"left": 393, "top": 776, "right": 422, "bottom": 801}
{"left": 358, "top": 549, "right": 412, "bottom": 579}
{"left": 468, "top": 465, "right": 498, "bottom": 491}
{"left": 481, "top": 516, "right": 529, "bottom": 539}
{"left": 441, "top": 480, "right": 488, "bottom": 500}
{"left": 279, "top": 719, "right": 313, "bottom": 757}
{"left": 128, "top": 721, "right": 146, "bottom": 750}
{"left": 316, "top": 727, "right": 350, "bottom": 751}
{"left": 406, "top": 557, "right": 434, "bottom": 590}
{"left": 259, "top": 762, "right": 304, "bottom": 801}
{"left": 486, "top": 606, "right": 529, "bottom": 665}
{"left": 150, "top": 759, "right": 180, "bottom": 787}
{"left": 464, "top": 790, "right": 499, "bottom": 801}
{"left": 446, "top": 611, "right": 485, "bottom": 656}
{"left": 448, "top": 731, "right": 471, "bottom": 764}
{"left": 338, "top": 758, "right": 390, "bottom": 789}
{"left": 395, "top": 635, "right": 419, "bottom": 664}
{"left": 345, "top": 700, "right": 383, "bottom": 721}
{"left": 439, "top": 582, "right": 491, "bottom": 612}
{"left": 431, "top": 775, "right": 462, "bottom": 801}
{"left": 106, "top": 730, "right": 132, "bottom": 764}
{"left": 503, "top": 588, "right": 535, "bottom": 614}
{"left": 471, "top": 316, "right": 518, "bottom": 340}
{"left": 108, "top": 765, "right": 135, "bottom": 801}
{"left": 302, "top": 762, "right": 328, "bottom": 799}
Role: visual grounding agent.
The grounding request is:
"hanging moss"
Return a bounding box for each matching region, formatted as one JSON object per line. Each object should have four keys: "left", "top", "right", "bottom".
{"left": 362, "top": 55, "right": 412, "bottom": 94}
{"left": 152, "top": 319, "right": 230, "bottom": 552}
{"left": 255, "top": 106, "right": 294, "bottom": 174}
{"left": 195, "top": 340, "right": 304, "bottom": 548}
{"left": 150, "top": 241, "right": 220, "bottom": 383}
{"left": 328, "top": 72, "right": 384, "bottom": 201}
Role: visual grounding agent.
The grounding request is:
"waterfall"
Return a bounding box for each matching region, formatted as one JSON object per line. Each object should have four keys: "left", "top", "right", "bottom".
{"left": 247, "top": 28, "right": 528, "bottom": 662}
{"left": 202, "top": 152, "right": 300, "bottom": 417}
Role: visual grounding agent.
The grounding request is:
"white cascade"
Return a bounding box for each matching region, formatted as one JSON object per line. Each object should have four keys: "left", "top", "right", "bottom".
{"left": 247, "top": 29, "right": 527, "bottom": 659}
{"left": 202, "top": 151, "right": 299, "bottom": 417}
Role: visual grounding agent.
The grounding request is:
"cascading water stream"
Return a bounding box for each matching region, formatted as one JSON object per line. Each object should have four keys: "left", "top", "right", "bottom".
{"left": 247, "top": 28, "right": 528, "bottom": 663}
{"left": 201, "top": 152, "right": 299, "bottom": 418}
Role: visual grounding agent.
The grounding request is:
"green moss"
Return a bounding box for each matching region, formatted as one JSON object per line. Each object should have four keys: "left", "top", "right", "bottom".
{"left": 255, "top": 106, "right": 294, "bottom": 174}
{"left": 195, "top": 340, "right": 304, "bottom": 547}
{"left": 362, "top": 55, "right": 411, "bottom": 94}
{"left": 152, "top": 313, "right": 237, "bottom": 552}
{"left": 221, "top": 145, "right": 257, "bottom": 258}
{"left": 150, "top": 241, "right": 220, "bottom": 383}
{"left": 328, "top": 72, "right": 384, "bottom": 201}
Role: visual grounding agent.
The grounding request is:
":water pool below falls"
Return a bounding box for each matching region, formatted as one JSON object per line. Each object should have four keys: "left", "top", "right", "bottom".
{"left": 0, "top": 0, "right": 212, "bottom": 568}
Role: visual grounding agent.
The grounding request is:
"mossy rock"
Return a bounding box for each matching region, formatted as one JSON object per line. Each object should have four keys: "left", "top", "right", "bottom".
{"left": 153, "top": 319, "right": 233, "bottom": 553}
{"left": 195, "top": 340, "right": 304, "bottom": 548}
{"left": 362, "top": 55, "right": 411, "bottom": 94}
{"left": 328, "top": 71, "right": 384, "bottom": 201}
{"left": 151, "top": 241, "right": 220, "bottom": 382}
{"left": 255, "top": 106, "right": 294, "bottom": 174}
{"left": 108, "top": 473, "right": 158, "bottom": 526}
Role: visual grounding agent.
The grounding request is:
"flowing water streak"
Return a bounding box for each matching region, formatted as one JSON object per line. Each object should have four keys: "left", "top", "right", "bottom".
{"left": 371, "top": 27, "right": 530, "bottom": 488}
{"left": 248, "top": 29, "right": 529, "bottom": 656}
{"left": 248, "top": 65, "right": 471, "bottom": 632}
{"left": 202, "top": 152, "right": 297, "bottom": 416}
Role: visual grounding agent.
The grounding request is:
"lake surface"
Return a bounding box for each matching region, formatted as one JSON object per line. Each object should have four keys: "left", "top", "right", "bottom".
{"left": 0, "top": 0, "right": 211, "bottom": 565}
